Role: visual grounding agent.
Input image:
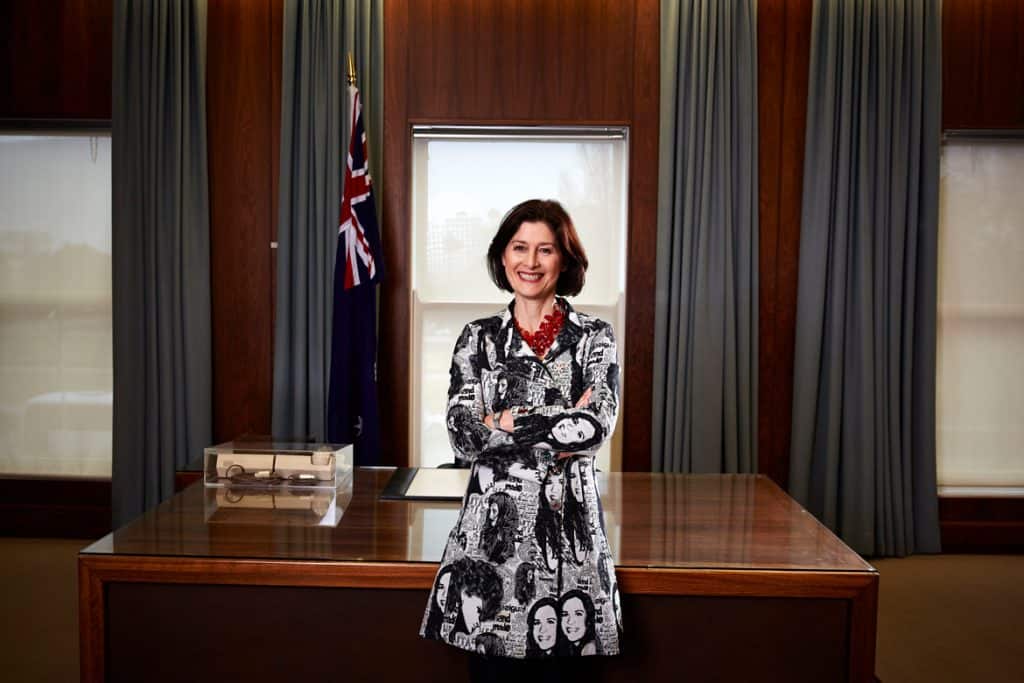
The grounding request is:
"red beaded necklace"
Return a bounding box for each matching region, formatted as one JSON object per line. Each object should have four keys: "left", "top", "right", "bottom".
{"left": 514, "top": 303, "right": 565, "bottom": 359}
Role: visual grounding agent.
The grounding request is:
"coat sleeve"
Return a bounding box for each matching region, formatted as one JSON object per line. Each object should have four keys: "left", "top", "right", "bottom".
{"left": 510, "top": 321, "right": 620, "bottom": 455}
{"left": 446, "top": 323, "right": 493, "bottom": 465}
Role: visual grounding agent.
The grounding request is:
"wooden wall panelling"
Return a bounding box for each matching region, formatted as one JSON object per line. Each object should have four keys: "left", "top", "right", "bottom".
{"left": 625, "top": 0, "right": 660, "bottom": 472}
{"left": 0, "top": 0, "right": 113, "bottom": 120}
{"left": 207, "top": 0, "right": 282, "bottom": 442}
{"left": 756, "top": 0, "right": 812, "bottom": 488}
{"left": 381, "top": 0, "right": 659, "bottom": 470}
{"left": 939, "top": 496, "right": 1024, "bottom": 553}
{"left": 380, "top": 0, "right": 411, "bottom": 467}
{"left": 943, "top": 0, "right": 1024, "bottom": 130}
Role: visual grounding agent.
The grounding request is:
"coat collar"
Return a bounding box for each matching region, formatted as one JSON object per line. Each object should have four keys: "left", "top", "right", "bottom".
{"left": 500, "top": 297, "right": 583, "bottom": 359}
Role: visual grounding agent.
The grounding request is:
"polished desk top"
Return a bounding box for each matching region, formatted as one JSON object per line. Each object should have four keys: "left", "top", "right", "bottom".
{"left": 81, "top": 468, "right": 872, "bottom": 574}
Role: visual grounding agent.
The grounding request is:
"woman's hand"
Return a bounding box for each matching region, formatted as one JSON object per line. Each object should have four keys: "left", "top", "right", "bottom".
{"left": 484, "top": 409, "right": 514, "bottom": 431}
{"left": 577, "top": 386, "right": 593, "bottom": 408}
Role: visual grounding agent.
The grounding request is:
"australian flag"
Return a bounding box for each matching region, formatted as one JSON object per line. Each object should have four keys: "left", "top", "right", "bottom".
{"left": 327, "top": 85, "right": 384, "bottom": 464}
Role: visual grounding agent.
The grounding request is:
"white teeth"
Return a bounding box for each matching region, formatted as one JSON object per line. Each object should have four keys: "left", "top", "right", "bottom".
{"left": 519, "top": 272, "right": 542, "bottom": 281}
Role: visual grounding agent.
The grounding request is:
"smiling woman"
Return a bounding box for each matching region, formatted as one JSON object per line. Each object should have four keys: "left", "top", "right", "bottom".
{"left": 420, "top": 199, "right": 623, "bottom": 679}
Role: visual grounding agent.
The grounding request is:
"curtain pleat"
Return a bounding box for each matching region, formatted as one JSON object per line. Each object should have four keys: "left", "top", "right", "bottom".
{"left": 272, "top": 0, "right": 383, "bottom": 441}
{"left": 789, "top": 0, "right": 941, "bottom": 557}
{"left": 653, "top": 0, "right": 758, "bottom": 474}
{"left": 112, "top": 0, "right": 212, "bottom": 527}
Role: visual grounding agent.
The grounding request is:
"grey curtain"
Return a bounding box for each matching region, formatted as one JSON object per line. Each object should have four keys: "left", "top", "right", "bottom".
{"left": 653, "top": 0, "right": 759, "bottom": 473}
{"left": 112, "top": 0, "right": 212, "bottom": 526}
{"left": 789, "top": 0, "right": 942, "bottom": 556}
{"left": 272, "top": 0, "right": 383, "bottom": 441}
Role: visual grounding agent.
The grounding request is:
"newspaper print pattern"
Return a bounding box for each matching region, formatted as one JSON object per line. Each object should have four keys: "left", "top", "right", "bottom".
{"left": 420, "top": 298, "right": 623, "bottom": 659}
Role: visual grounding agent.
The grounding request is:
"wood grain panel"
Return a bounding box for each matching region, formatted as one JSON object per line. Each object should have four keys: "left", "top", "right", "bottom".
{"left": 382, "top": 0, "right": 659, "bottom": 469}
{"left": 939, "top": 496, "right": 1024, "bottom": 552}
{"left": 381, "top": 0, "right": 412, "bottom": 466}
{"left": 81, "top": 471, "right": 878, "bottom": 682}
{"left": 756, "top": 0, "right": 812, "bottom": 488}
{"left": 943, "top": 0, "right": 1024, "bottom": 129}
{"left": 207, "top": 0, "right": 281, "bottom": 442}
{"left": 0, "top": 478, "right": 111, "bottom": 538}
{"left": 0, "top": 0, "right": 113, "bottom": 120}
{"left": 623, "top": 0, "right": 660, "bottom": 472}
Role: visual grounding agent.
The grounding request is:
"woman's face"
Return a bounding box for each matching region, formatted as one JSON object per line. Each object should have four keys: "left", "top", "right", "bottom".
{"left": 551, "top": 415, "right": 596, "bottom": 446}
{"left": 545, "top": 477, "right": 563, "bottom": 509}
{"left": 501, "top": 221, "right": 563, "bottom": 303}
{"left": 435, "top": 572, "right": 450, "bottom": 610}
{"left": 568, "top": 466, "right": 583, "bottom": 501}
{"left": 461, "top": 590, "right": 482, "bottom": 632}
{"left": 488, "top": 501, "right": 499, "bottom": 521}
{"left": 531, "top": 604, "right": 558, "bottom": 650}
{"left": 561, "top": 597, "right": 588, "bottom": 642}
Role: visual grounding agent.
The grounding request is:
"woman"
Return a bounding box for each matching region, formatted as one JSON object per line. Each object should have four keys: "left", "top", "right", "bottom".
{"left": 423, "top": 564, "right": 455, "bottom": 639}
{"left": 563, "top": 459, "right": 594, "bottom": 564}
{"left": 557, "top": 590, "right": 600, "bottom": 656}
{"left": 419, "top": 199, "right": 622, "bottom": 671}
{"left": 535, "top": 473, "right": 564, "bottom": 573}
{"left": 513, "top": 561, "right": 536, "bottom": 605}
{"left": 445, "top": 557, "right": 505, "bottom": 645}
{"left": 479, "top": 491, "right": 518, "bottom": 563}
{"left": 525, "top": 596, "right": 559, "bottom": 657}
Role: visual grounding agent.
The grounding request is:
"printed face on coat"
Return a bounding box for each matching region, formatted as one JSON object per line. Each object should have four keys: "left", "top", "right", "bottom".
{"left": 569, "top": 464, "right": 583, "bottom": 501}
{"left": 532, "top": 604, "right": 558, "bottom": 650}
{"left": 501, "top": 221, "right": 564, "bottom": 303}
{"left": 551, "top": 415, "right": 596, "bottom": 446}
{"left": 461, "top": 590, "right": 483, "bottom": 632}
{"left": 562, "top": 596, "right": 587, "bottom": 642}
{"left": 545, "top": 477, "right": 563, "bottom": 509}
{"left": 436, "top": 572, "right": 451, "bottom": 611}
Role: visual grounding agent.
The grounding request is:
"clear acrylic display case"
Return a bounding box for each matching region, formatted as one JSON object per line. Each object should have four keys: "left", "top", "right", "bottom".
{"left": 203, "top": 440, "right": 353, "bottom": 492}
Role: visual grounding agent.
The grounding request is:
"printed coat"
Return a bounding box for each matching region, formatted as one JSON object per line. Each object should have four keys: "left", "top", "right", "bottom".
{"left": 420, "top": 298, "right": 623, "bottom": 659}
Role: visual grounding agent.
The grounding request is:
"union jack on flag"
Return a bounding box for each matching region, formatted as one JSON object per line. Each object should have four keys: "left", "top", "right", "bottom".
{"left": 338, "top": 86, "right": 382, "bottom": 289}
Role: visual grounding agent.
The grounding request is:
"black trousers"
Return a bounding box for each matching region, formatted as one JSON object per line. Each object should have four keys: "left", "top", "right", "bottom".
{"left": 467, "top": 653, "right": 601, "bottom": 683}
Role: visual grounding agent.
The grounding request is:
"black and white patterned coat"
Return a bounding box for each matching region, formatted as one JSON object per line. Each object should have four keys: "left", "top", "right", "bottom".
{"left": 420, "top": 298, "right": 622, "bottom": 659}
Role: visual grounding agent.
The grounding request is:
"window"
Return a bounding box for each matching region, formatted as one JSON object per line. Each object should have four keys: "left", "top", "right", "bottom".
{"left": 0, "top": 132, "right": 112, "bottom": 478}
{"left": 937, "top": 138, "right": 1024, "bottom": 494}
{"left": 410, "top": 126, "right": 629, "bottom": 471}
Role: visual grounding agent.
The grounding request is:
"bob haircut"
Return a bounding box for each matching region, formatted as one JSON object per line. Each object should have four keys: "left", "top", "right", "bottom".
{"left": 487, "top": 199, "right": 589, "bottom": 296}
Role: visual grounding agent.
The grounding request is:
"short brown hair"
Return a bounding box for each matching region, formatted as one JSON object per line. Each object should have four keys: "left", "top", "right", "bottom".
{"left": 486, "top": 199, "right": 589, "bottom": 296}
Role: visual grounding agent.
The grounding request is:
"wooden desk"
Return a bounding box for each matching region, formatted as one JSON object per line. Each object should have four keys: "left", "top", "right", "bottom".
{"left": 80, "top": 470, "right": 877, "bottom": 682}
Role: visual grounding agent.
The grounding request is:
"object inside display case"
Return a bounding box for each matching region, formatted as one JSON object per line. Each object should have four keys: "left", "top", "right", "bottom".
{"left": 203, "top": 440, "right": 353, "bottom": 491}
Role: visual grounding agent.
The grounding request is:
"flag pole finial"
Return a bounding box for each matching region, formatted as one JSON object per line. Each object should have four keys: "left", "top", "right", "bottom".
{"left": 347, "top": 52, "right": 357, "bottom": 86}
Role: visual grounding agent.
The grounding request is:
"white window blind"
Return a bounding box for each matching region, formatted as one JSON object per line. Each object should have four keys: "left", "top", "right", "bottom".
{"left": 410, "top": 127, "right": 629, "bottom": 472}
{"left": 0, "top": 133, "right": 112, "bottom": 478}
{"left": 937, "top": 140, "right": 1024, "bottom": 490}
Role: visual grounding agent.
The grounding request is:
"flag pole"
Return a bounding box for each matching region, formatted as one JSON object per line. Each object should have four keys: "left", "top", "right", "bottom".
{"left": 347, "top": 52, "right": 357, "bottom": 86}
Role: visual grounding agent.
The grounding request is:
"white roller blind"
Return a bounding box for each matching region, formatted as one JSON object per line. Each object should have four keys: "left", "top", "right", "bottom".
{"left": 0, "top": 134, "right": 112, "bottom": 478}
{"left": 410, "top": 128, "right": 629, "bottom": 471}
{"left": 937, "top": 140, "right": 1024, "bottom": 489}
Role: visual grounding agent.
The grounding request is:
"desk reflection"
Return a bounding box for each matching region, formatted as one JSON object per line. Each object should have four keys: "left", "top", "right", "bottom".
{"left": 86, "top": 469, "right": 868, "bottom": 574}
